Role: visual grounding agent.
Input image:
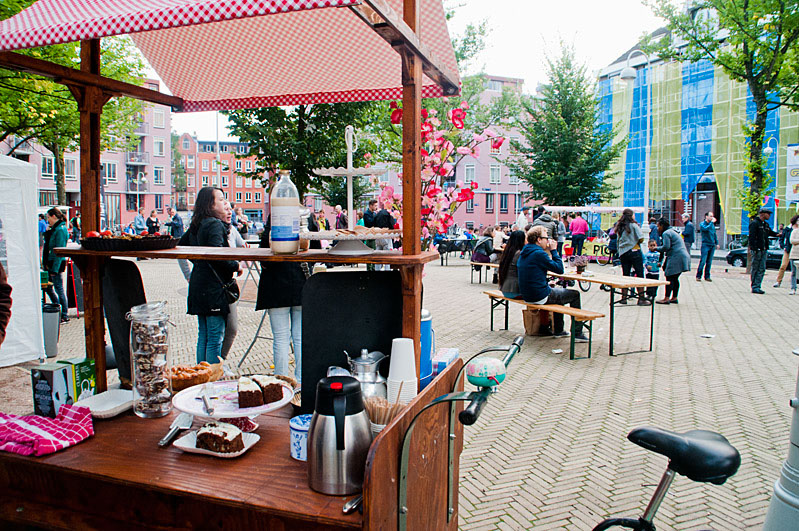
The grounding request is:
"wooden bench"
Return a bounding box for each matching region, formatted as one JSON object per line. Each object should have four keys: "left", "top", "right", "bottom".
{"left": 470, "top": 261, "right": 499, "bottom": 284}
{"left": 484, "top": 290, "right": 605, "bottom": 360}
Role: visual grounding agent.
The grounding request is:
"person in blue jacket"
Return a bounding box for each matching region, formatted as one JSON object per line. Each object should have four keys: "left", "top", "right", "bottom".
{"left": 696, "top": 211, "right": 718, "bottom": 282}
{"left": 517, "top": 225, "right": 589, "bottom": 341}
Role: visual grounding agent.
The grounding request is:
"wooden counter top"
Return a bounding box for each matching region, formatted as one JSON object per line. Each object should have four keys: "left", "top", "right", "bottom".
{"left": 55, "top": 246, "right": 440, "bottom": 266}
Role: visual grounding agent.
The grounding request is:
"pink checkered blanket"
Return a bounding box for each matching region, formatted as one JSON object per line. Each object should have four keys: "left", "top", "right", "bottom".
{"left": 0, "top": 404, "right": 94, "bottom": 456}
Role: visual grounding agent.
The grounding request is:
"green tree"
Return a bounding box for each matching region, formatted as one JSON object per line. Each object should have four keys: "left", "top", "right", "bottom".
{"left": 171, "top": 132, "right": 187, "bottom": 193}
{"left": 507, "top": 46, "right": 624, "bottom": 206}
{"left": 1, "top": 1, "right": 145, "bottom": 204}
{"left": 223, "top": 102, "right": 381, "bottom": 197}
{"left": 313, "top": 176, "right": 373, "bottom": 212}
{"left": 645, "top": 0, "right": 799, "bottom": 216}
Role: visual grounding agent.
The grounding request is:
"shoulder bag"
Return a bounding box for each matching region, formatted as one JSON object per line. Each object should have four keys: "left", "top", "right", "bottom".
{"left": 207, "top": 262, "right": 240, "bottom": 304}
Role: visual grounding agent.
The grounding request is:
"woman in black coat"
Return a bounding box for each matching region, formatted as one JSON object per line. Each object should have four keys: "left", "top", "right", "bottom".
{"left": 180, "top": 187, "right": 242, "bottom": 363}
{"left": 256, "top": 215, "right": 306, "bottom": 382}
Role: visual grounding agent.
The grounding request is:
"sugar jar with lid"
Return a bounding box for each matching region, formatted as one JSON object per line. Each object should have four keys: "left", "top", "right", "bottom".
{"left": 126, "top": 301, "right": 172, "bottom": 418}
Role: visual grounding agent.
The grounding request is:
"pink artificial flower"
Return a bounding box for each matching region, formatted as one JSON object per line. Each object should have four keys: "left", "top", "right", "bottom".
{"left": 456, "top": 146, "right": 472, "bottom": 155}
{"left": 428, "top": 109, "right": 438, "bottom": 116}
{"left": 460, "top": 101, "right": 470, "bottom": 110}
{"left": 421, "top": 108, "right": 429, "bottom": 120}
{"left": 470, "top": 181, "right": 478, "bottom": 189}
{"left": 430, "top": 117, "right": 441, "bottom": 128}
{"left": 457, "top": 188, "right": 475, "bottom": 202}
{"left": 452, "top": 118, "right": 464, "bottom": 129}
{"left": 390, "top": 101, "right": 398, "bottom": 109}
{"left": 364, "top": 152, "right": 372, "bottom": 160}
{"left": 472, "top": 145, "right": 480, "bottom": 158}
{"left": 491, "top": 137, "right": 505, "bottom": 150}
{"left": 421, "top": 148, "right": 429, "bottom": 157}
{"left": 473, "top": 133, "right": 486, "bottom": 143}
{"left": 391, "top": 108, "right": 403, "bottom": 124}
{"left": 483, "top": 128, "right": 498, "bottom": 138}
{"left": 442, "top": 140, "right": 454, "bottom": 154}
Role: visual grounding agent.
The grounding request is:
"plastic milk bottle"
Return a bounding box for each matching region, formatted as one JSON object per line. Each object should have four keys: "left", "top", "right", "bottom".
{"left": 270, "top": 170, "right": 301, "bottom": 254}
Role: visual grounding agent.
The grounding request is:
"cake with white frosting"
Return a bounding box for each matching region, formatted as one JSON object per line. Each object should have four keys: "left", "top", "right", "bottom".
{"left": 237, "top": 376, "right": 264, "bottom": 408}
{"left": 195, "top": 422, "right": 244, "bottom": 453}
{"left": 250, "top": 374, "right": 285, "bottom": 404}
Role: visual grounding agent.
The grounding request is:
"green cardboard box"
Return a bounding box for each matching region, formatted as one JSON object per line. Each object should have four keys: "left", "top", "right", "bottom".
{"left": 57, "top": 357, "right": 96, "bottom": 401}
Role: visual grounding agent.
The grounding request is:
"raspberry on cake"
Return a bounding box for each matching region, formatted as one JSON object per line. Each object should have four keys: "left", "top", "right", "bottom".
{"left": 195, "top": 422, "right": 244, "bottom": 453}
{"left": 237, "top": 377, "right": 264, "bottom": 408}
{"left": 250, "top": 374, "right": 285, "bottom": 404}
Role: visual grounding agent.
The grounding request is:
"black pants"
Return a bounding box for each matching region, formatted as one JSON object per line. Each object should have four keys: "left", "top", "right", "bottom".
{"left": 665, "top": 273, "right": 681, "bottom": 298}
{"left": 545, "top": 287, "right": 584, "bottom": 335}
{"left": 645, "top": 273, "right": 660, "bottom": 299}
{"left": 619, "top": 249, "right": 644, "bottom": 278}
{"left": 572, "top": 234, "right": 586, "bottom": 255}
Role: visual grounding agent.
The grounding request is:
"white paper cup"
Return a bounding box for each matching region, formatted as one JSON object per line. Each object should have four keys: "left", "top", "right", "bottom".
{"left": 389, "top": 338, "right": 417, "bottom": 381}
{"left": 387, "top": 378, "right": 417, "bottom": 404}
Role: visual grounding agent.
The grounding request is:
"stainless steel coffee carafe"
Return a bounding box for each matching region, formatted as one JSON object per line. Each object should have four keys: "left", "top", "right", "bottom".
{"left": 307, "top": 376, "right": 372, "bottom": 495}
{"left": 346, "top": 349, "right": 387, "bottom": 400}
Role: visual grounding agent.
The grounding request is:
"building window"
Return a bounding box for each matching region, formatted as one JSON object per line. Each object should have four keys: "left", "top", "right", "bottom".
{"left": 508, "top": 169, "right": 519, "bottom": 185}
{"left": 500, "top": 193, "right": 508, "bottom": 213}
{"left": 42, "top": 156, "right": 54, "bottom": 178}
{"left": 515, "top": 193, "right": 523, "bottom": 213}
{"left": 245, "top": 192, "right": 252, "bottom": 203}
{"left": 221, "top": 145, "right": 228, "bottom": 153}
{"left": 237, "top": 145, "right": 246, "bottom": 154}
{"left": 187, "top": 155, "right": 195, "bottom": 168}
{"left": 64, "top": 158, "right": 78, "bottom": 180}
{"left": 101, "top": 162, "right": 118, "bottom": 184}
{"left": 255, "top": 192, "right": 261, "bottom": 203}
{"left": 245, "top": 177, "right": 252, "bottom": 188}
{"left": 201, "top": 159, "right": 209, "bottom": 171}
{"left": 212, "top": 160, "right": 219, "bottom": 172}
{"left": 235, "top": 160, "right": 242, "bottom": 171}
{"left": 245, "top": 161, "right": 252, "bottom": 171}
{"left": 235, "top": 175, "right": 243, "bottom": 187}
{"left": 153, "top": 110, "right": 165, "bottom": 129}
{"left": 489, "top": 164, "right": 501, "bottom": 184}
{"left": 202, "top": 175, "right": 209, "bottom": 186}
{"left": 187, "top": 175, "right": 194, "bottom": 187}
{"left": 153, "top": 137, "right": 166, "bottom": 157}
{"left": 464, "top": 164, "right": 475, "bottom": 186}
{"left": 187, "top": 192, "right": 195, "bottom": 206}
{"left": 204, "top": 144, "right": 213, "bottom": 153}
{"left": 126, "top": 194, "right": 138, "bottom": 211}
{"left": 155, "top": 195, "right": 163, "bottom": 212}
{"left": 314, "top": 197, "right": 323, "bottom": 211}
{"left": 466, "top": 199, "right": 474, "bottom": 213}
{"left": 212, "top": 175, "right": 219, "bottom": 186}
{"left": 153, "top": 166, "right": 164, "bottom": 185}
{"left": 223, "top": 191, "right": 229, "bottom": 200}
{"left": 487, "top": 79, "right": 503, "bottom": 91}
{"left": 379, "top": 173, "right": 390, "bottom": 182}
{"left": 182, "top": 139, "right": 190, "bottom": 150}
{"left": 222, "top": 175, "right": 228, "bottom": 187}
{"left": 485, "top": 193, "right": 494, "bottom": 213}
{"left": 235, "top": 192, "right": 242, "bottom": 203}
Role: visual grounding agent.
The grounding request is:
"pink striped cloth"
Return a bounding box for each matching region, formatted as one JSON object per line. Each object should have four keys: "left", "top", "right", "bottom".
{"left": 0, "top": 404, "right": 94, "bottom": 456}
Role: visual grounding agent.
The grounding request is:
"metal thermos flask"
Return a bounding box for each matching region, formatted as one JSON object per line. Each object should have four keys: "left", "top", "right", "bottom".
{"left": 307, "top": 376, "right": 372, "bottom": 495}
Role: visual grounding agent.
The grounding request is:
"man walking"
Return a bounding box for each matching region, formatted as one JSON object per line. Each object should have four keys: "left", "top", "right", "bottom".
{"left": 681, "top": 213, "right": 695, "bottom": 251}
{"left": 749, "top": 208, "right": 779, "bottom": 294}
{"left": 774, "top": 221, "right": 794, "bottom": 288}
{"left": 569, "top": 212, "right": 589, "bottom": 255}
{"left": 696, "top": 211, "right": 718, "bottom": 282}
{"left": 70, "top": 210, "right": 81, "bottom": 242}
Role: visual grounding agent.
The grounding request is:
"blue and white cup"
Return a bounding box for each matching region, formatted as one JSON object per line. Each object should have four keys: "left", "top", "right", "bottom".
{"left": 289, "top": 414, "right": 312, "bottom": 461}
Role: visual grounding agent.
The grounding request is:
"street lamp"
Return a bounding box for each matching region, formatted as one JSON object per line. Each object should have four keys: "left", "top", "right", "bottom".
{"left": 763, "top": 137, "right": 779, "bottom": 230}
{"left": 620, "top": 49, "right": 652, "bottom": 228}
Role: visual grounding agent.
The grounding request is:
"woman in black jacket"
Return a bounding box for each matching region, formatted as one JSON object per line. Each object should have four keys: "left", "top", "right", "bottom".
{"left": 256, "top": 215, "right": 306, "bottom": 382}
{"left": 180, "top": 187, "right": 242, "bottom": 363}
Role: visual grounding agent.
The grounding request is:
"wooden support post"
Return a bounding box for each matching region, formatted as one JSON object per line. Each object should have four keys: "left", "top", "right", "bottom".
{"left": 77, "top": 40, "right": 108, "bottom": 391}
{"left": 401, "top": 0, "right": 423, "bottom": 383}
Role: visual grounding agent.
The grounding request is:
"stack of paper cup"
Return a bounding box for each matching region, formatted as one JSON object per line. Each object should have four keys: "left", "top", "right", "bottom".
{"left": 387, "top": 338, "right": 418, "bottom": 404}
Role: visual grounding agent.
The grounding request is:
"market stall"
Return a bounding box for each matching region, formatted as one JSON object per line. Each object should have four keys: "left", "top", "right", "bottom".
{"left": 0, "top": 0, "right": 467, "bottom": 529}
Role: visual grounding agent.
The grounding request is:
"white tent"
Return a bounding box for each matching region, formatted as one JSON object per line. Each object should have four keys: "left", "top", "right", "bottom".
{"left": 0, "top": 155, "right": 44, "bottom": 366}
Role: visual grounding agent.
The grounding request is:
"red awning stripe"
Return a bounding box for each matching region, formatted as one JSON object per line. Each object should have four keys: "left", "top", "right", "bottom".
{"left": 0, "top": 0, "right": 357, "bottom": 51}
{"left": 182, "top": 84, "right": 446, "bottom": 112}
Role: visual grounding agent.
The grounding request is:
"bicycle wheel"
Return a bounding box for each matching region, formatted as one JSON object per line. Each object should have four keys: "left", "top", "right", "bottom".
{"left": 596, "top": 246, "right": 612, "bottom": 266}
{"left": 578, "top": 280, "right": 591, "bottom": 292}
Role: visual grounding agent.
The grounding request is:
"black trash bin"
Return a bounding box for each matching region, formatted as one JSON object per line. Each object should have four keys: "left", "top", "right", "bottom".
{"left": 42, "top": 303, "right": 61, "bottom": 358}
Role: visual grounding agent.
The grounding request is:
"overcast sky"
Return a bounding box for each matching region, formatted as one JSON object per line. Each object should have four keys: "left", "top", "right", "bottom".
{"left": 166, "top": 0, "right": 666, "bottom": 141}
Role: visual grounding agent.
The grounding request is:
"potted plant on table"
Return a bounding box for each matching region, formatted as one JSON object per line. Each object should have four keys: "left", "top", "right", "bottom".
{"left": 570, "top": 255, "right": 589, "bottom": 274}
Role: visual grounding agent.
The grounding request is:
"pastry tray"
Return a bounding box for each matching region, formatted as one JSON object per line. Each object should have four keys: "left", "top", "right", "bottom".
{"left": 301, "top": 229, "right": 402, "bottom": 241}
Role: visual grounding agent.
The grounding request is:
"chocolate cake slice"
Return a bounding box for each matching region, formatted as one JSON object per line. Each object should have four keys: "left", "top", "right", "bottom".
{"left": 195, "top": 422, "right": 244, "bottom": 453}
{"left": 237, "top": 376, "right": 264, "bottom": 408}
{"left": 250, "top": 374, "right": 285, "bottom": 404}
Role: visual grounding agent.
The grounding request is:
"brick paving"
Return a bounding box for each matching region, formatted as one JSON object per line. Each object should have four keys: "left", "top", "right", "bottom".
{"left": 0, "top": 255, "right": 795, "bottom": 530}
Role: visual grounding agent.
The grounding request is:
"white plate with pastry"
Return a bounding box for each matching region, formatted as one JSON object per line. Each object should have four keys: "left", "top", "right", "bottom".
{"left": 171, "top": 377, "right": 293, "bottom": 419}
{"left": 174, "top": 423, "right": 260, "bottom": 458}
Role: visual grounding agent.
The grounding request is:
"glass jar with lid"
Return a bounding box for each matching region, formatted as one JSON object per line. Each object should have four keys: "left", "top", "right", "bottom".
{"left": 126, "top": 301, "right": 172, "bottom": 418}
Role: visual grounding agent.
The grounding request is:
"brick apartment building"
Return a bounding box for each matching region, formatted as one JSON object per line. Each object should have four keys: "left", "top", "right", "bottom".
{"left": 174, "top": 133, "right": 267, "bottom": 223}
{"left": 3, "top": 79, "right": 173, "bottom": 231}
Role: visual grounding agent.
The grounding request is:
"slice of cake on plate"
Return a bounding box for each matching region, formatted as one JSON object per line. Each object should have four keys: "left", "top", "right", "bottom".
{"left": 237, "top": 376, "right": 264, "bottom": 408}
{"left": 250, "top": 374, "right": 285, "bottom": 404}
{"left": 195, "top": 422, "right": 244, "bottom": 453}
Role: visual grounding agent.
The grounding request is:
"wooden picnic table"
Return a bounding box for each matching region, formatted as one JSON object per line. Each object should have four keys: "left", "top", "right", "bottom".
{"left": 550, "top": 270, "right": 669, "bottom": 356}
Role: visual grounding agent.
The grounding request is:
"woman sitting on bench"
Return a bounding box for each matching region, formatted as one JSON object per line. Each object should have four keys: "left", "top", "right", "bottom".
{"left": 517, "top": 226, "right": 589, "bottom": 342}
{"left": 498, "top": 230, "right": 526, "bottom": 299}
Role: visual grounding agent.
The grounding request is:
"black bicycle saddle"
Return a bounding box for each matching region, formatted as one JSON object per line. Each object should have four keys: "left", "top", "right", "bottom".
{"left": 628, "top": 427, "right": 741, "bottom": 485}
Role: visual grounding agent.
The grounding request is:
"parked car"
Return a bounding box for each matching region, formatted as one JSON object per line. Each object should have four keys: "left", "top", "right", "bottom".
{"left": 725, "top": 237, "right": 783, "bottom": 268}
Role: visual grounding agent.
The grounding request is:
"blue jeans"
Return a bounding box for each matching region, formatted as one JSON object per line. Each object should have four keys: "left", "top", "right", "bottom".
{"left": 791, "top": 260, "right": 798, "bottom": 291}
{"left": 696, "top": 245, "right": 715, "bottom": 279}
{"left": 268, "top": 306, "right": 302, "bottom": 383}
{"left": 197, "top": 315, "right": 226, "bottom": 364}
{"left": 572, "top": 234, "right": 586, "bottom": 255}
{"left": 46, "top": 271, "right": 68, "bottom": 319}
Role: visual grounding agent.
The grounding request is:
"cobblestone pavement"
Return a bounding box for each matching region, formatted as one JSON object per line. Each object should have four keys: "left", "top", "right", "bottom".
{"left": 1, "top": 256, "right": 795, "bottom": 530}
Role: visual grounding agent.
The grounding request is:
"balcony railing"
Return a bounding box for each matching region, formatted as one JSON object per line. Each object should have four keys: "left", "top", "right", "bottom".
{"left": 126, "top": 152, "right": 150, "bottom": 165}
{"left": 126, "top": 177, "right": 149, "bottom": 193}
{"left": 133, "top": 123, "right": 149, "bottom": 135}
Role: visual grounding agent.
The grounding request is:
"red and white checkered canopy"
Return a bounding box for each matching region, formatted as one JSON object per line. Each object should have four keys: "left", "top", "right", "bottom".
{"left": 0, "top": 0, "right": 459, "bottom": 111}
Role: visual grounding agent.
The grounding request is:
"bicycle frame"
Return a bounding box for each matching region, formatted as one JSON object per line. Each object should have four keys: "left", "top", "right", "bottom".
{"left": 592, "top": 468, "right": 676, "bottom": 531}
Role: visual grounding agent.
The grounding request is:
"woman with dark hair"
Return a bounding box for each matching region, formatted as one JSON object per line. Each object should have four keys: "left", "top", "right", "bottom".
{"left": 614, "top": 208, "right": 650, "bottom": 305}
{"left": 42, "top": 207, "right": 70, "bottom": 322}
{"left": 655, "top": 217, "right": 691, "bottom": 304}
{"left": 146, "top": 209, "right": 161, "bottom": 234}
{"left": 180, "top": 187, "right": 243, "bottom": 363}
{"left": 498, "top": 230, "right": 526, "bottom": 299}
{"left": 472, "top": 226, "right": 497, "bottom": 263}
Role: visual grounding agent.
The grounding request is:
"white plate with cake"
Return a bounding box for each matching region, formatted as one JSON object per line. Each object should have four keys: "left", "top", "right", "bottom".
{"left": 174, "top": 421, "right": 259, "bottom": 458}
{"left": 171, "top": 376, "right": 293, "bottom": 419}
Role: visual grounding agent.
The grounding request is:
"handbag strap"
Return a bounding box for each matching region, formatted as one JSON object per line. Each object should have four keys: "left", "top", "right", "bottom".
{"left": 205, "top": 261, "right": 229, "bottom": 288}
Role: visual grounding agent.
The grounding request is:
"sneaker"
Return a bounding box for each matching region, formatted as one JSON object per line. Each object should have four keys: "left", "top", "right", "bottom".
{"left": 752, "top": 288, "right": 765, "bottom": 294}
{"left": 791, "top": 289, "right": 796, "bottom": 295}
{"left": 553, "top": 330, "right": 570, "bottom": 338}
{"left": 574, "top": 334, "right": 590, "bottom": 343}
{"left": 637, "top": 299, "right": 652, "bottom": 306}
{"left": 773, "top": 282, "right": 781, "bottom": 288}
{"left": 60, "top": 316, "right": 70, "bottom": 323}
